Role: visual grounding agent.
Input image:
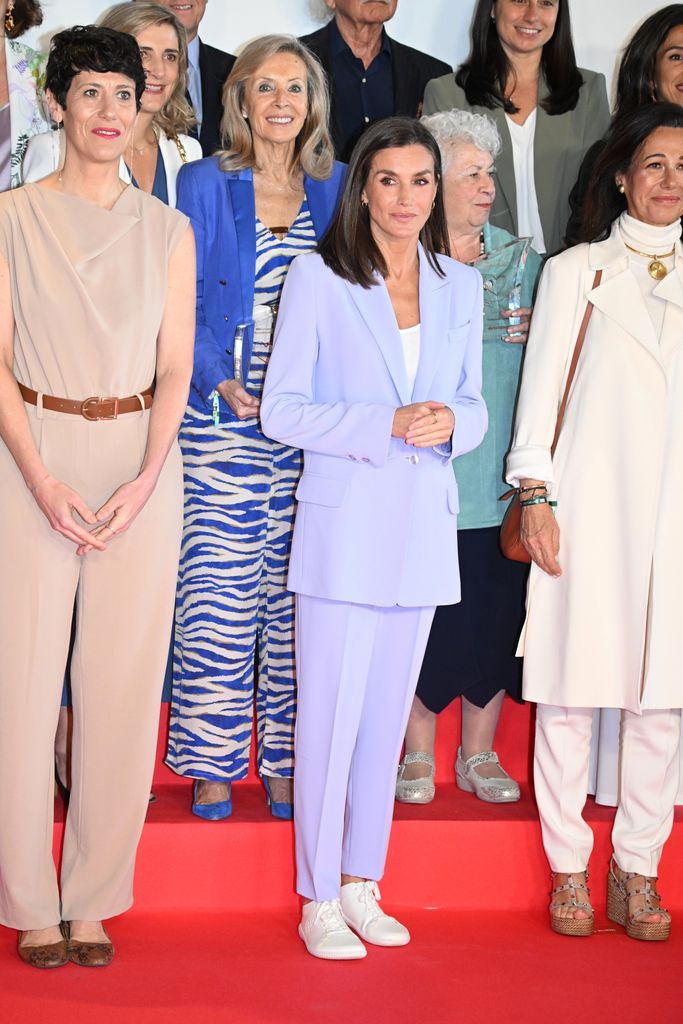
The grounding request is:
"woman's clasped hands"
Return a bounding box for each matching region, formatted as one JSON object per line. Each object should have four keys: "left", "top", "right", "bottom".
{"left": 392, "top": 400, "right": 455, "bottom": 448}
{"left": 30, "top": 472, "right": 156, "bottom": 556}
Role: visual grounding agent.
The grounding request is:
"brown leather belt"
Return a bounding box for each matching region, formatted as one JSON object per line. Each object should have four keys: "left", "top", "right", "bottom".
{"left": 18, "top": 382, "right": 154, "bottom": 421}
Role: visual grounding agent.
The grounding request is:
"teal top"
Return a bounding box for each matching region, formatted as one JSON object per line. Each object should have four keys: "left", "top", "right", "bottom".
{"left": 454, "top": 222, "right": 543, "bottom": 529}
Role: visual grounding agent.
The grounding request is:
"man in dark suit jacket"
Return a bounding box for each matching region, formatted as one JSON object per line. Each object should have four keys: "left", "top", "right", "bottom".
{"left": 147, "top": 1, "right": 236, "bottom": 156}
{"left": 300, "top": 0, "right": 451, "bottom": 161}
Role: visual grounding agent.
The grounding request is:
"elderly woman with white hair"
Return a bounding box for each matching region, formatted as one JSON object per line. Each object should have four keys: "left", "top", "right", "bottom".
{"left": 397, "top": 109, "right": 542, "bottom": 806}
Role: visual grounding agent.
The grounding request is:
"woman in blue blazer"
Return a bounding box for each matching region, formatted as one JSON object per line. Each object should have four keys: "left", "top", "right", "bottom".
{"left": 262, "top": 117, "right": 486, "bottom": 959}
{"left": 167, "top": 35, "right": 344, "bottom": 821}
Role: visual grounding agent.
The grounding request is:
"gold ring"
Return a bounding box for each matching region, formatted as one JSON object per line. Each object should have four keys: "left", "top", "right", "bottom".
{"left": 105, "top": 524, "right": 116, "bottom": 536}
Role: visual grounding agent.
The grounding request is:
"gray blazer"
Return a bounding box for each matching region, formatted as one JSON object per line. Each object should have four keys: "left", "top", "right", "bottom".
{"left": 423, "top": 70, "right": 611, "bottom": 255}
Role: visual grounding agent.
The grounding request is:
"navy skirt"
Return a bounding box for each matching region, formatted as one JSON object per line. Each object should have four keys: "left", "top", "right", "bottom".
{"left": 415, "top": 526, "right": 528, "bottom": 712}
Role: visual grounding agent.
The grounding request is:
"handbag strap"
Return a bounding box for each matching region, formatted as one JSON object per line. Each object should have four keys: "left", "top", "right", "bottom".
{"left": 550, "top": 269, "right": 602, "bottom": 455}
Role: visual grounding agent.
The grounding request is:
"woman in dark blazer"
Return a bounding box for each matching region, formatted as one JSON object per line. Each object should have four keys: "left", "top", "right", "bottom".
{"left": 167, "top": 35, "right": 344, "bottom": 821}
{"left": 423, "top": 0, "right": 610, "bottom": 256}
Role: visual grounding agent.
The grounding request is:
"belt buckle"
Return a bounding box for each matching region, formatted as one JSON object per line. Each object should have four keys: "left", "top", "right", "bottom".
{"left": 81, "top": 396, "right": 119, "bottom": 421}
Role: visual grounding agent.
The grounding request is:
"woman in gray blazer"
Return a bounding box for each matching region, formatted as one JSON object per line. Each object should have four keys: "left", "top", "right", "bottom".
{"left": 423, "top": 0, "right": 610, "bottom": 256}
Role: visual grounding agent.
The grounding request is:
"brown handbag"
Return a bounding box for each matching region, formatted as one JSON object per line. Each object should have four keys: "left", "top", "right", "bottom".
{"left": 499, "top": 269, "right": 602, "bottom": 563}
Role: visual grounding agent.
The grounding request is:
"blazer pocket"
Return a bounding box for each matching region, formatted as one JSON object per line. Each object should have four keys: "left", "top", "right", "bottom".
{"left": 448, "top": 323, "right": 470, "bottom": 344}
{"left": 447, "top": 486, "right": 459, "bottom": 515}
{"left": 295, "top": 473, "right": 348, "bottom": 508}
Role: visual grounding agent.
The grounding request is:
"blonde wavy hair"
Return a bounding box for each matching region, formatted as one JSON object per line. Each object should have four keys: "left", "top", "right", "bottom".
{"left": 98, "top": 2, "right": 195, "bottom": 139}
{"left": 218, "top": 34, "right": 334, "bottom": 180}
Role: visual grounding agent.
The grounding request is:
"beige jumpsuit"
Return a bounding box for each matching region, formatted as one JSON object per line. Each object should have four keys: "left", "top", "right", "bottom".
{"left": 0, "top": 184, "right": 187, "bottom": 929}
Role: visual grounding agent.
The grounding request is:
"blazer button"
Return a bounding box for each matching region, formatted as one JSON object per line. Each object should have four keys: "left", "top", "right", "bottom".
{"left": 224, "top": 315, "right": 229, "bottom": 321}
{"left": 219, "top": 280, "right": 227, "bottom": 286}
{"left": 361, "top": 457, "right": 370, "bottom": 463}
{"left": 409, "top": 454, "right": 420, "bottom": 465}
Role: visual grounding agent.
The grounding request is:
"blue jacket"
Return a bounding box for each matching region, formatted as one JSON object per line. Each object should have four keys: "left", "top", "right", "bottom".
{"left": 176, "top": 156, "right": 346, "bottom": 410}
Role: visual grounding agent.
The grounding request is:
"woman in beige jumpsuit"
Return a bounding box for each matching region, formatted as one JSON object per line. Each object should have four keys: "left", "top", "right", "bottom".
{"left": 0, "top": 26, "right": 194, "bottom": 967}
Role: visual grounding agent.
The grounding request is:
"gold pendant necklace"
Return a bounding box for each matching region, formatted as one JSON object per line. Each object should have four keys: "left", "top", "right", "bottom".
{"left": 623, "top": 240, "right": 675, "bottom": 281}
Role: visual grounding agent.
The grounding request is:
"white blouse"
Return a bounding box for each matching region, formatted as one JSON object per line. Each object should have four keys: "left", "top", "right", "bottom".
{"left": 506, "top": 109, "right": 546, "bottom": 255}
{"left": 399, "top": 323, "right": 421, "bottom": 391}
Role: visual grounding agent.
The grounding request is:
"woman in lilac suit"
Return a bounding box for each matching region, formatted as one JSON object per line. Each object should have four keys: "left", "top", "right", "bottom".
{"left": 261, "top": 117, "right": 486, "bottom": 960}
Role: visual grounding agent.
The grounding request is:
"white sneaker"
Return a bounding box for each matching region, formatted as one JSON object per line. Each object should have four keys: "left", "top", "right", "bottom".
{"left": 340, "top": 881, "right": 410, "bottom": 946}
{"left": 298, "top": 899, "right": 367, "bottom": 960}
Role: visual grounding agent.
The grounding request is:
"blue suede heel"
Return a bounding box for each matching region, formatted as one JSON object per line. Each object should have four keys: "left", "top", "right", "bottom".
{"left": 262, "top": 776, "right": 293, "bottom": 820}
{"left": 191, "top": 779, "right": 232, "bottom": 820}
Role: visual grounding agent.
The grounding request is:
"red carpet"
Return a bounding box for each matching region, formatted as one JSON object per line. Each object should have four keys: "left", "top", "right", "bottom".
{"left": 2, "top": 911, "right": 682, "bottom": 1024}
{"left": 3, "top": 700, "right": 683, "bottom": 1021}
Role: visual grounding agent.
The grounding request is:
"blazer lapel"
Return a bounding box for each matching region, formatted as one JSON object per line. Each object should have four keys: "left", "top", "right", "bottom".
{"left": 227, "top": 171, "right": 257, "bottom": 324}
{"left": 411, "top": 247, "right": 452, "bottom": 400}
{"left": 489, "top": 107, "right": 517, "bottom": 231}
{"left": 343, "top": 275, "right": 412, "bottom": 405}
{"left": 158, "top": 132, "right": 182, "bottom": 207}
{"left": 305, "top": 172, "right": 336, "bottom": 240}
{"left": 588, "top": 229, "right": 660, "bottom": 365}
{"left": 655, "top": 256, "right": 683, "bottom": 365}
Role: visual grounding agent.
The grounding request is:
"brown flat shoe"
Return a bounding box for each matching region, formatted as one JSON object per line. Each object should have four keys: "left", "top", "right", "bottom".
{"left": 65, "top": 923, "right": 115, "bottom": 967}
{"left": 17, "top": 926, "right": 69, "bottom": 969}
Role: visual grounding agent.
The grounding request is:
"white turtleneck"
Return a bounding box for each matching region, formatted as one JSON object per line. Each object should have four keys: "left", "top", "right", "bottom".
{"left": 618, "top": 212, "right": 681, "bottom": 340}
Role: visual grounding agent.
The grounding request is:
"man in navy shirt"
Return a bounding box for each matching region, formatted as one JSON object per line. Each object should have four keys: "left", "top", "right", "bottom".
{"left": 301, "top": 1, "right": 451, "bottom": 161}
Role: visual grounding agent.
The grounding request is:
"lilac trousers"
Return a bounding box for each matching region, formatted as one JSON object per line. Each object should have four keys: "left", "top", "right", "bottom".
{"left": 294, "top": 595, "right": 435, "bottom": 901}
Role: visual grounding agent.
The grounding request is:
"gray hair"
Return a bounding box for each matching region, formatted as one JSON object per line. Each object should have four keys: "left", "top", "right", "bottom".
{"left": 421, "top": 109, "right": 501, "bottom": 173}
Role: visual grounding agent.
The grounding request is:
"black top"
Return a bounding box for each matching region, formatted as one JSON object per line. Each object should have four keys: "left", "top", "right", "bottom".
{"left": 197, "top": 39, "right": 237, "bottom": 157}
{"left": 300, "top": 21, "right": 451, "bottom": 161}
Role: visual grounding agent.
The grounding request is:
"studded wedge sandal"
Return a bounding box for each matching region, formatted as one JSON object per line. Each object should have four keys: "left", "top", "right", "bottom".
{"left": 607, "top": 858, "right": 671, "bottom": 942}
{"left": 549, "top": 871, "right": 594, "bottom": 937}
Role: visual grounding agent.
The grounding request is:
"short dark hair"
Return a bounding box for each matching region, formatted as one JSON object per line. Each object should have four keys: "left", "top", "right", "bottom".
{"left": 456, "top": 0, "right": 583, "bottom": 116}
{"left": 5, "top": 0, "right": 42, "bottom": 40}
{"left": 580, "top": 102, "right": 683, "bottom": 243}
{"left": 45, "top": 25, "right": 146, "bottom": 111}
{"left": 615, "top": 5, "right": 683, "bottom": 118}
{"left": 318, "top": 117, "right": 449, "bottom": 289}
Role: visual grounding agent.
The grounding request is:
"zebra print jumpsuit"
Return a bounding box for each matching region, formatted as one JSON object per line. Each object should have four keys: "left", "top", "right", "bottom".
{"left": 167, "top": 202, "right": 316, "bottom": 781}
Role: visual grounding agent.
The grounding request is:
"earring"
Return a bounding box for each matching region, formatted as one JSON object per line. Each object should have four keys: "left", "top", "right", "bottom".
{"left": 361, "top": 198, "right": 368, "bottom": 208}
{"left": 617, "top": 183, "right": 625, "bottom": 194}
{"left": 241, "top": 110, "right": 248, "bottom": 119}
{"left": 5, "top": 0, "right": 15, "bottom": 33}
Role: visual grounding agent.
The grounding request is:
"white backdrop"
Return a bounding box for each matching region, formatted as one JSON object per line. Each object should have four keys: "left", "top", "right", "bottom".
{"left": 26, "top": 1, "right": 662, "bottom": 101}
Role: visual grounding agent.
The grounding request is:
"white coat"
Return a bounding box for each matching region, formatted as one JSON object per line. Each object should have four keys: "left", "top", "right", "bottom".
{"left": 21, "top": 128, "right": 202, "bottom": 208}
{"left": 506, "top": 222, "right": 683, "bottom": 712}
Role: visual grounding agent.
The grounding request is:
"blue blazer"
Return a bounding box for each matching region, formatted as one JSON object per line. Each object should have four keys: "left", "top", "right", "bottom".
{"left": 261, "top": 248, "right": 487, "bottom": 607}
{"left": 175, "top": 156, "right": 346, "bottom": 410}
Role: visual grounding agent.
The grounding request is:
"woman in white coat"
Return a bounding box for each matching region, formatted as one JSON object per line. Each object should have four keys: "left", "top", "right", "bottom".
{"left": 262, "top": 117, "right": 486, "bottom": 960}
{"left": 22, "top": 3, "right": 201, "bottom": 205}
{"left": 506, "top": 102, "right": 683, "bottom": 942}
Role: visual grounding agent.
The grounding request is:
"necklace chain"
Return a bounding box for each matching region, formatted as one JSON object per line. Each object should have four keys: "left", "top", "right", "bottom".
{"left": 623, "top": 240, "right": 676, "bottom": 281}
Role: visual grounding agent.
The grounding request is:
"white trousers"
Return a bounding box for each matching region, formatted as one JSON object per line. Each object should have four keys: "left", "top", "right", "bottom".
{"left": 534, "top": 704, "right": 681, "bottom": 876}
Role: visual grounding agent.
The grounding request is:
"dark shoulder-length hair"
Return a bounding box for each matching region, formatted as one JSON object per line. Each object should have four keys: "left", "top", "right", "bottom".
{"left": 45, "top": 25, "right": 146, "bottom": 111}
{"left": 455, "top": 0, "right": 583, "bottom": 116}
{"left": 580, "top": 102, "right": 683, "bottom": 243}
{"left": 6, "top": 0, "right": 42, "bottom": 40}
{"left": 318, "top": 117, "right": 450, "bottom": 289}
{"left": 615, "top": 5, "right": 683, "bottom": 118}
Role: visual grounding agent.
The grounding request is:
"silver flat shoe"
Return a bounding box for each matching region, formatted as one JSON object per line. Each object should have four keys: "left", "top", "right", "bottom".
{"left": 395, "top": 751, "right": 435, "bottom": 804}
{"left": 455, "top": 746, "right": 520, "bottom": 803}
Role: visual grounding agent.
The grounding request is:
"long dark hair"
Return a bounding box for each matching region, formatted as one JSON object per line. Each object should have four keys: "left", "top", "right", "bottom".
{"left": 455, "top": 0, "right": 583, "bottom": 116}
{"left": 318, "top": 117, "right": 450, "bottom": 289}
{"left": 615, "top": 5, "right": 683, "bottom": 118}
{"left": 46, "top": 25, "right": 147, "bottom": 111}
{"left": 5, "top": 0, "right": 42, "bottom": 39}
{"left": 580, "top": 102, "right": 683, "bottom": 243}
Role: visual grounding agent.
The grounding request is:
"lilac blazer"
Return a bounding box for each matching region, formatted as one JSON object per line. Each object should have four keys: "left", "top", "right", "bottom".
{"left": 260, "top": 246, "right": 487, "bottom": 608}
